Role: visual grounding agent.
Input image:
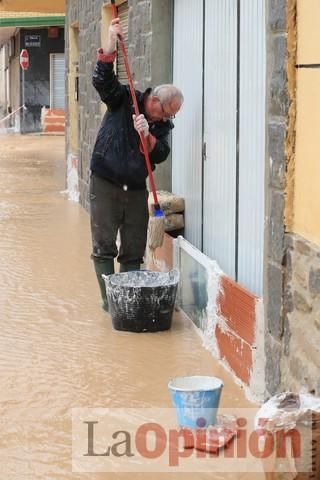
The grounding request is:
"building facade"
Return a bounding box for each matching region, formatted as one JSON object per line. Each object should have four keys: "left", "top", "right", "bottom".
{"left": 65, "top": 0, "right": 320, "bottom": 401}
{"left": 0, "top": 3, "right": 65, "bottom": 133}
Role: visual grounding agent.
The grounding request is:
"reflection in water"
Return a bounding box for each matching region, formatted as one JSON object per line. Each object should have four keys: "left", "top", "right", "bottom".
{"left": 0, "top": 135, "right": 261, "bottom": 479}
{"left": 180, "top": 250, "right": 209, "bottom": 328}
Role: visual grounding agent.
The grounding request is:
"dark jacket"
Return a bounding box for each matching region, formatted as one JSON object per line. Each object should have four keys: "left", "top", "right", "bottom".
{"left": 90, "top": 60, "right": 174, "bottom": 190}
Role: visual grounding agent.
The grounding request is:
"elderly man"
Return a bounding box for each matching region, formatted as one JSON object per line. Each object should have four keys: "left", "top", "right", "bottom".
{"left": 90, "top": 17, "right": 183, "bottom": 311}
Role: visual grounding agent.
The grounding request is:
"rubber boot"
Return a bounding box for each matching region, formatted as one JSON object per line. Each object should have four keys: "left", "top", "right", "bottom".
{"left": 93, "top": 258, "right": 114, "bottom": 312}
{"left": 120, "top": 262, "right": 141, "bottom": 273}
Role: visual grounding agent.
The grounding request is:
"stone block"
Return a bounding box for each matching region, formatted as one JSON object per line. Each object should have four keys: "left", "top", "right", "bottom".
{"left": 268, "top": 121, "right": 286, "bottom": 189}
{"left": 79, "top": 53, "right": 86, "bottom": 74}
{"left": 309, "top": 267, "right": 320, "bottom": 297}
{"left": 140, "top": 1, "right": 152, "bottom": 33}
{"left": 294, "top": 259, "right": 309, "bottom": 289}
{"left": 129, "top": 0, "right": 140, "bottom": 8}
{"left": 284, "top": 233, "right": 295, "bottom": 250}
{"left": 95, "top": 0, "right": 102, "bottom": 13}
{"left": 267, "top": 262, "right": 283, "bottom": 340}
{"left": 135, "top": 33, "right": 147, "bottom": 57}
{"left": 283, "top": 247, "right": 293, "bottom": 290}
{"left": 128, "top": 9, "right": 135, "bottom": 44}
{"left": 269, "top": 35, "right": 289, "bottom": 118}
{"left": 296, "top": 238, "right": 312, "bottom": 256}
{"left": 144, "top": 34, "right": 152, "bottom": 79}
{"left": 268, "top": 190, "right": 285, "bottom": 263}
{"left": 269, "top": 0, "right": 287, "bottom": 32}
{"left": 289, "top": 355, "right": 308, "bottom": 383}
{"left": 265, "top": 334, "right": 281, "bottom": 395}
{"left": 283, "top": 316, "right": 291, "bottom": 356}
{"left": 283, "top": 287, "right": 293, "bottom": 314}
{"left": 293, "top": 290, "right": 312, "bottom": 313}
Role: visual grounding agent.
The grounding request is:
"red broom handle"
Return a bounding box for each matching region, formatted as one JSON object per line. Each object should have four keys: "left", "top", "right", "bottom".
{"left": 111, "top": 1, "right": 160, "bottom": 208}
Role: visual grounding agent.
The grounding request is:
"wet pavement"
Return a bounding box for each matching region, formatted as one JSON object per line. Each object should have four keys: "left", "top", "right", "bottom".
{"left": 0, "top": 134, "right": 265, "bottom": 479}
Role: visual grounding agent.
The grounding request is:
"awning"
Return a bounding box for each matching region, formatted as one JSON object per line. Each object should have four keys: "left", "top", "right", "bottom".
{"left": 0, "top": 12, "right": 65, "bottom": 28}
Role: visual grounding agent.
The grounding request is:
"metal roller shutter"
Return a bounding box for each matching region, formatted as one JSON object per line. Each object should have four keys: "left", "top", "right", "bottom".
{"left": 50, "top": 53, "right": 65, "bottom": 109}
{"left": 172, "top": 0, "right": 203, "bottom": 250}
{"left": 116, "top": 2, "right": 129, "bottom": 83}
{"left": 173, "top": 0, "right": 266, "bottom": 295}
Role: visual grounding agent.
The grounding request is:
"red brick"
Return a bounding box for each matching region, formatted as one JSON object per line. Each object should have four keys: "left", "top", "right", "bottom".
{"left": 218, "top": 276, "right": 256, "bottom": 346}
{"left": 215, "top": 325, "right": 252, "bottom": 385}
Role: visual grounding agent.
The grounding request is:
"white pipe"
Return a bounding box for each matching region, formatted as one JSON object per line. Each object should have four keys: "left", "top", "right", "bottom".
{"left": 0, "top": 104, "right": 27, "bottom": 124}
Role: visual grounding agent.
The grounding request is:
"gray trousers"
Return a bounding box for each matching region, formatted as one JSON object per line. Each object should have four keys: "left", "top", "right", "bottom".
{"left": 89, "top": 173, "right": 149, "bottom": 266}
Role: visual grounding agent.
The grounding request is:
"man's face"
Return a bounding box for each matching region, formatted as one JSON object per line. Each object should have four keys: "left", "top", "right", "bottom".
{"left": 145, "top": 95, "right": 181, "bottom": 122}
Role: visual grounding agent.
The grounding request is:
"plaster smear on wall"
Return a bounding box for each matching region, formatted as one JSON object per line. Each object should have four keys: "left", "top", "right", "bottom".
{"left": 203, "top": 292, "right": 264, "bottom": 404}
{"left": 174, "top": 237, "right": 265, "bottom": 402}
{"left": 249, "top": 298, "right": 265, "bottom": 403}
{"left": 199, "top": 260, "right": 224, "bottom": 359}
{"left": 64, "top": 153, "right": 79, "bottom": 202}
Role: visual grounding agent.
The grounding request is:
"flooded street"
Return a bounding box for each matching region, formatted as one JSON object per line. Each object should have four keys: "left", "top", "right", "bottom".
{"left": 0, "top": 135, "right": 264, "bottom": 479}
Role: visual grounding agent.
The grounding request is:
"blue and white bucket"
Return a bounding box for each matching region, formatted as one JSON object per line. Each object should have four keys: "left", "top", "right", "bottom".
{"left": 168, "top": 376, "right": 224, "bottom": 428}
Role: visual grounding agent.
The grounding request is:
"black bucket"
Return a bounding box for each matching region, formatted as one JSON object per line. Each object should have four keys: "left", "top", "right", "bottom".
{"left": 103, "top": 269, "right": 179, "bottom": 332}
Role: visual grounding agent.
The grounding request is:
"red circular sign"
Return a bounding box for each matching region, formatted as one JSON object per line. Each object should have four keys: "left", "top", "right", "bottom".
{"left": 20, "top": 49, "right": 29, "bottom": 70}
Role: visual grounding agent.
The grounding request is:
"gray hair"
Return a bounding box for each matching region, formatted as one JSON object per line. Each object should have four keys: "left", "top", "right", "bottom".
{"left": 152, "top": 84, "right": 184, "bottom": 107}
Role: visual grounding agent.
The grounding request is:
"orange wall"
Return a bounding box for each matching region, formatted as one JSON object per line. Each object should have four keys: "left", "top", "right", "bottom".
{"left": 292, "top": 1, "right": 320, "bottom": 244}
{"left": 0, "top": 0, "right": 65, "bottom": 13}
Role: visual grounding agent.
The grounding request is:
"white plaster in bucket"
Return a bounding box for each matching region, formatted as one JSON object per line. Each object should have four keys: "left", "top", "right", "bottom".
{"left": 168, "top": 376, "right": 224, "bottom": 392}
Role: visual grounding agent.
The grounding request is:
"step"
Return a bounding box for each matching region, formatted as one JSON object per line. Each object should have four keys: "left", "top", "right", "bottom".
{"left": 44, "top": 117, "right": 65, "bottom": 125}
{"left": 43, "top": 124, "right": 65, "bottom": 133}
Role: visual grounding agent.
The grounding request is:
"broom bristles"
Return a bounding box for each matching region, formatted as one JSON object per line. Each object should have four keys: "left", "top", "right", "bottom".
{"left": 147, "top": 215, "right": 165, "bottom": 250}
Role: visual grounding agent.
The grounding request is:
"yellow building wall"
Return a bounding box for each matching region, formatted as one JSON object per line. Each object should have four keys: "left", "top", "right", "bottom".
{"left": 297, "top": 0, "right": 320, "bottom": 64}
{"left": 0, "top": 0, "right": 65, "bottom": 13}
{"left": 293, "top": 1, "right": 320, "bottom": 244}
{"left": 68, "top": 24, "right": 79, "bottom": 153}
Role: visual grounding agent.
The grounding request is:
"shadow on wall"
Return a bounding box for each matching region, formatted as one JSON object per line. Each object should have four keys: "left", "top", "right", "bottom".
{"left": 22, "top": 104, "right": 43, "bottom": 133}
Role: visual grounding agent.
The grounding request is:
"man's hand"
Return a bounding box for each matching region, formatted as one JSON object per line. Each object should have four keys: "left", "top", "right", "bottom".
{"left": 133, "top": 114, "right": 149, "bottom": 137}
{"left": 105, "top": 18, "right": 123, "bottom": 54}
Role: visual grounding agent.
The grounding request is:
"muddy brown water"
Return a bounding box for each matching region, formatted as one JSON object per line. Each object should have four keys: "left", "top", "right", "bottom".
{"left": 0, "top": 135, "right": 265, "bottom": 479}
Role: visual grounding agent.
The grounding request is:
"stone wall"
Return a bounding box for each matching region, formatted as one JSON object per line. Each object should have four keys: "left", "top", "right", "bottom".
{"left": 66, "top": 0, "right": 101, "bottom": 211}
{"left": 265, "top": 0, "right": 290, "bottom": 397}
{"left": 282, "top": 234, "right": 320, "bottom": 395}
{"left": 280, "top": 0, "right": 320, "bottom": 396}
{"left": 65, "top": 0, "right": 172, "bottom": 211}
{"left": 266, "top": 0, "right": 320, "bottom": 398}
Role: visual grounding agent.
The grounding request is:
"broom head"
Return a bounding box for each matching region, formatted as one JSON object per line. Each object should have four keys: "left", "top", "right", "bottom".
{"left": 147, "top": 207, "right": 165, "bottom": 250}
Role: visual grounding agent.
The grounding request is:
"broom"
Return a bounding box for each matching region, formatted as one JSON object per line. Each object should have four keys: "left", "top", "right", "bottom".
{"left": 111, "top": 0, "right": 165, "bottom": 251}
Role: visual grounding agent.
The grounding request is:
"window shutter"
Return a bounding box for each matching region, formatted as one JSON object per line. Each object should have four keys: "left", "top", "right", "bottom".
{"left": 116, "top": 2, "right": 129, "bottom": 83}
